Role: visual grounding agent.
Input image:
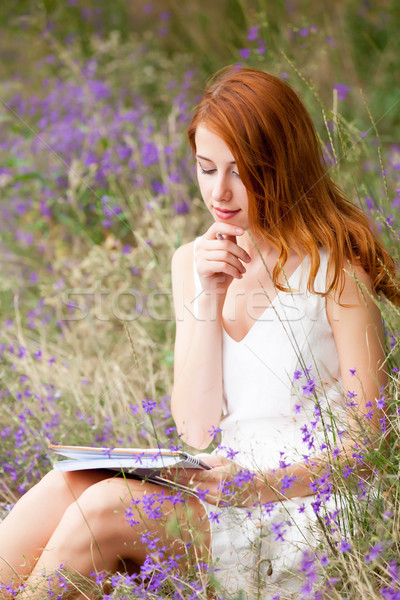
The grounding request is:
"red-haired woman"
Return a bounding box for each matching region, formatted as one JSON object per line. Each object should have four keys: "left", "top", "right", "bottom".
{"left": 0, "top": 67, "right": 397, "bottom": 599}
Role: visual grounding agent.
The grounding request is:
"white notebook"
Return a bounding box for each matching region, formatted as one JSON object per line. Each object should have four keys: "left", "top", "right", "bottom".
{"left": 49, "top": 444, "right": 211, "bottom": 483}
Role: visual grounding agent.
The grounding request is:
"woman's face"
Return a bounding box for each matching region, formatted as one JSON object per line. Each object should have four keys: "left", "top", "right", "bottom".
{"left": 194, "top": 125, "right": 249, "bottom": 230}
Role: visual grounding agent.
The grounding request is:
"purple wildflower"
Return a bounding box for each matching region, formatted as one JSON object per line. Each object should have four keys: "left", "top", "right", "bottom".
{"left": 140, "top": 531, "right": 159, "bottom": 551}
{"left": 364, "top": 399, "right": 375, "bottom": 421}
{"left": 142, "top": 142, "right": 159, "bottom": 167}
{"left": 195, "top": 488, "right": 209, "bottom": 502}
{"left": 270, "top": 521, "right": 286, "bottom": 541}
{"left": 302, "top": 376, "right": 316, "bottom": 395}
{"left": 172, "top": 200, "right": 190, "bottom": 214}
{"left": 142, "top": 396, "right": 156, "bottom": 414}
{"left": 257, "top": 40, "right": 266, "bottom": 54}
{"left": 339, "top": 539, "right": 351, "bottom": 552}
{"left": 345, "top": 390, "right": 358, "bottom": 407}
{"left": 90, "top": 570, "right": 105, "bottom": 585}
{"left": 332, "top": 447, "right": 341, "bottom": 459}
{"left": 342, "top": 465, "right": 354, "bottom": 479}
{"left": 376, "top": 394, "right": 386, "bottom": 410}
{"left": 381, "top": 589, "right": 400, "bottom": 600}
{"left": 232, "top": 469, "right": 255, "bottom": 487}
{"left": 208, "top": 511, "right": 221, "bottom": 524}
{"left": 365, "top": 541, "right": 383, "bottom": 564}
{"left": 17, "top": 346, "right": 27, "bottom": 358}
{"left": 281, "top": 475, "right": 296, "bottom": 493}
{"left": 388, "top": 561, "right": 399, "bottom": 582}
{"left": 334, "top": 83, "right": 350, "bottom": 100}
{"left": 225, "top": 447, "right": 239, "bottom": 460}
{"left": 263, "top": 502, "right": 274, "bottom": 516}
{"left": 238, "top": 48, "right": 251, "bottom": 60}
{"left": 129, "top": 404, "right": 139, "bottom": 416}
{"left": 208, "top": 425, "right": 222, "bottom": 439}
{"left": 365, "top": 196, "right": 375, "bottom": 211}
{"left": 301, "top": 424, "right": 315, "bottom": 450}
{"left": 141, "top": 492, "right": 164, "bottom": 520}
{"left": 279, "top": 454, "right": 291, "bottom": 469}
{"left": 298, "top": 550, "right": 318, "bottom": 594}
{"left": 380, "top": 415, "right": 387, "bottom": 434}
{"left": 247, "top": 26, "right": 259, "bottom": 41}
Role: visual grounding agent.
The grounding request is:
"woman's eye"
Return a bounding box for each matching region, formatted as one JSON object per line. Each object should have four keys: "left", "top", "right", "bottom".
{"left": 198, "top": 164, "right": 240, "bottom": 178}
{"left": 200, "top": 167, "right": 216, "bottom": 175}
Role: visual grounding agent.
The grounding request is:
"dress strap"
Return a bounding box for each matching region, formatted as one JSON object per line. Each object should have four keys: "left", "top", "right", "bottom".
{"left": 313, "top": 247, "right": 330, "bottom": 294}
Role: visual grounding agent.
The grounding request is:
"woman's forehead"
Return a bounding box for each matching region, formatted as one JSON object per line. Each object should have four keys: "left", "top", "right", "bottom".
{"left": 194, "top": 125, "right": 236, "bottom": 162}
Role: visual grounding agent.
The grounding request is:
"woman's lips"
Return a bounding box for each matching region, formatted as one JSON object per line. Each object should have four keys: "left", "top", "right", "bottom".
{"left": 214, "top": 207, "right": 241, "bottom": 220}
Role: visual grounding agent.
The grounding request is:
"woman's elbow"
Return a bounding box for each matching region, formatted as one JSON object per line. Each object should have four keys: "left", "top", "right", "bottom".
{"left": 176, "top": 424, "right": 212, "bottom": 451}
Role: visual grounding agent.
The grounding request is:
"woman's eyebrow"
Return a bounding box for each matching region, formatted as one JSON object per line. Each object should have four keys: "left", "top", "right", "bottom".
{"left": 196, "top": 154, "right": 236, "bottom": 164}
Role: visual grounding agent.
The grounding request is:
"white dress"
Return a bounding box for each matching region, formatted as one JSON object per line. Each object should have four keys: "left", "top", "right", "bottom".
{"left": 192, "top": 239, "right": 347, "bottom": 598}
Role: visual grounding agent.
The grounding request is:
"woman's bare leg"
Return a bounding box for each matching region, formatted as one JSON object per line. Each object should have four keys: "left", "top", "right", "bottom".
{"left": 16, "top": 476, "right": 210, "bottom": 599}
{"left": 0, "top": 469, "right": 114, "bottom": 585}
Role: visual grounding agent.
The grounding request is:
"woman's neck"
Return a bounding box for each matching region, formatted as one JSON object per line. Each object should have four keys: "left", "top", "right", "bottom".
{"left": 239, "top": 229, "right": 280, "bottom": 260}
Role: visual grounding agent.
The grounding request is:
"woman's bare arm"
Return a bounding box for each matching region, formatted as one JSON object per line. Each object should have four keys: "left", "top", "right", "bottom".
{"left": 326, "top": 261, "right": 386, "bottom": 436}
{"left": 170, "top": 242, "right": 225, "bottom": 449}
{"left": 170, "top": 224, "right": 250, "bottom": 449}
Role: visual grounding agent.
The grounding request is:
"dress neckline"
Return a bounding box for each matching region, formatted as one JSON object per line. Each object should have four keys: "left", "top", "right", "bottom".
{"left": 222, "top": 257, "right": 308, "bottom": 344}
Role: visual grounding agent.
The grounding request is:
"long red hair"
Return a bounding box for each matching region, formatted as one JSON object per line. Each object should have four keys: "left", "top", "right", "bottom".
{"left": 187, "top": 66, "right": 399, "bottom": 304}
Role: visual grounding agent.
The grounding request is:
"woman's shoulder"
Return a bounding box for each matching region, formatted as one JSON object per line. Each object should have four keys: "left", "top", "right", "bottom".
{"left": 301, "top": 248, "right": 375, "bottom": 312}
{"left": 171, "top": 240, "right": 199, "bottom": 295}
{"left": 331, "top": 258, "right": 375, "bottom": 303}
{"left": 172, "top": 240, "right": 196, "bottom": 271}
{"left": 321, "top": 246, "right": 375, "bottom": 295}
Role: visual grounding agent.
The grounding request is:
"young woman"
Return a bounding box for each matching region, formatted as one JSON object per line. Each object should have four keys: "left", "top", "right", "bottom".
{"left": 0, "top": 66, "right": 397, "bottom": 599}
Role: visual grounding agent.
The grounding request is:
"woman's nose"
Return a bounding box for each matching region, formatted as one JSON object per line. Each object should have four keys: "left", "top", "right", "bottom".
{"left": 211, "top": 174, "right": 232, "bottom": 202}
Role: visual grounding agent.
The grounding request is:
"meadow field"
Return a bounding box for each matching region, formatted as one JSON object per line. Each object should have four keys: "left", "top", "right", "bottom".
{"left": 0, "top": 1, "right": 399, "bottom": 598}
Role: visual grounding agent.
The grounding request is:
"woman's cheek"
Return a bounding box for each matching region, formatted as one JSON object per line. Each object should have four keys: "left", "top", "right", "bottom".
{"left": 200, "top": 186, "right": 213, "bottom": 211}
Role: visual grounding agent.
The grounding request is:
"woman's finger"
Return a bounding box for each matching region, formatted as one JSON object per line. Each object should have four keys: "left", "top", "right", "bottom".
{"left": 206, "top": 240, "right": 251, "bottom": 263}
{"left": 203, "top": 223, "right": 245, "bottom": 241}
{"left": 198, "top": 251, "right": 247, "bottom": 275}
{"left": 195, "top": 454, "right": 233, "bottom": 468}
{"left": 198, "top": 239, "right": 251, "bottom": 267}
{"left": 198, "top": 261, "right": 244, "bottom": 280}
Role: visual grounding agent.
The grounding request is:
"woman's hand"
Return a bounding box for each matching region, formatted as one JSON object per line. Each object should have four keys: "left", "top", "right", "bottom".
{"left": 162, "top": 454, "right": 261, "bottom": 508}
{"left": 195, "top": 224, "right": 251, "bottom": 295}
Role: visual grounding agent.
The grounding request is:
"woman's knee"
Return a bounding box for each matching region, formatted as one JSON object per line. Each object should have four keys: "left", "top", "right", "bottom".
{"left": 37, "top": 468, "right": 112, "bottom": 500}
{"left": 15, "top": 469, "right": 111, "bottom": 521}
{"left": 66, "top": 479, "right": 130, "bottom": 537}
{"left": 51, "top": 478, "right": 132, "bottom": 561}
{"left": 16, "top": 469, "right": 67, "bottom": 509}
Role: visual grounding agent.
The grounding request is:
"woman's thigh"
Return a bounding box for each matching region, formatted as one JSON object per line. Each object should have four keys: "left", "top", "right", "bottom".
{"left": 0, "top": 469, "right": 119, "bottom": 583}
